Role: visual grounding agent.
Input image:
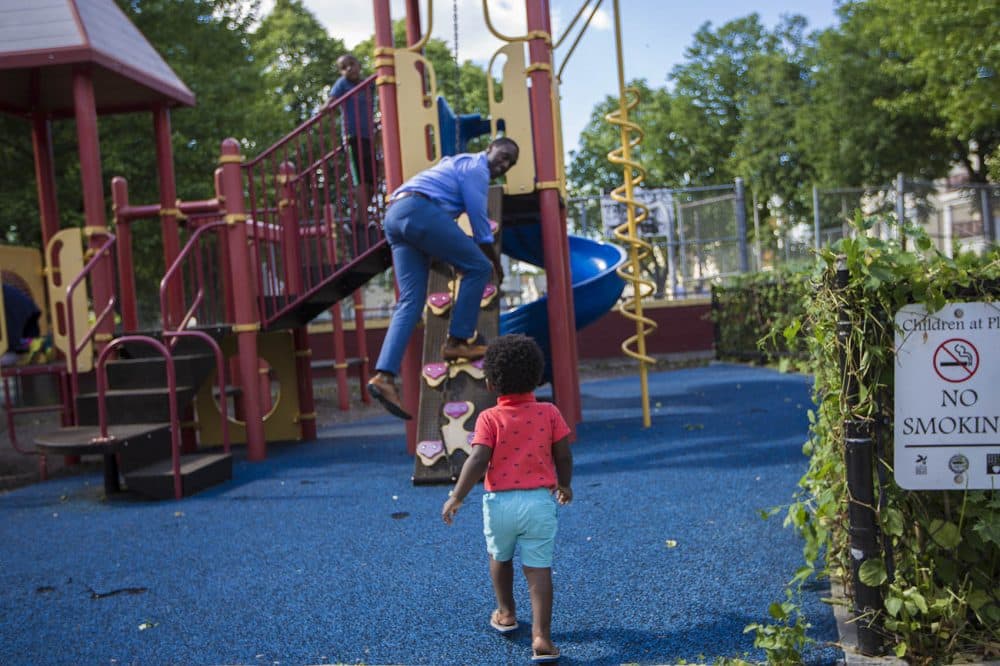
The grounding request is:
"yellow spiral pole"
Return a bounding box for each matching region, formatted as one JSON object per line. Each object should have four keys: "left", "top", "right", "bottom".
{"left": 606, "top": 0, "right": 657, "bottom": 427}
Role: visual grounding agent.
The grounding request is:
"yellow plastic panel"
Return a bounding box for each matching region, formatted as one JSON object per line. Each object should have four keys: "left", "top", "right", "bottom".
{"left": 489, "top": 43, "right": 536, "bottom": 195}
{"left": 196, "top": 331, "right": 302, "bottom": 446}
{"left": 395, "top": 50, "right": 441, "bottom": 181}
{"left": 45, "top": 229, "right": 91, "bottom": 372}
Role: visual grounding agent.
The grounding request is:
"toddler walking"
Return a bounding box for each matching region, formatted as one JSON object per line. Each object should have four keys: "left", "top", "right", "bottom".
{"left": 442, "top": 334, "right": 573, "bottom": 663}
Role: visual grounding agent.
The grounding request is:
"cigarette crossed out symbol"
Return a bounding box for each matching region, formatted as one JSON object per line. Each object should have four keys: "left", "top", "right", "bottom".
{"left": 934, "top": 338, "right": 979, "bottom": 382}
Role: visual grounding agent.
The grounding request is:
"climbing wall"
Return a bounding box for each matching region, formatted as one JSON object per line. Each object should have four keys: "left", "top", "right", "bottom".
{"left": 412, "top": 189, "right": 503, "bottom": 485}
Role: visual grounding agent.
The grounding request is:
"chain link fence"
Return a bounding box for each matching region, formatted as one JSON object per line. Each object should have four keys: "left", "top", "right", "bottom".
{"left": 568, "top": 181, "right": 751, "bottom": 299}
{"left": 342, "top": 176, "right": 999, "bottom": 318}
{"left": 810, "top": 176, "right": 999, "bottom": 257}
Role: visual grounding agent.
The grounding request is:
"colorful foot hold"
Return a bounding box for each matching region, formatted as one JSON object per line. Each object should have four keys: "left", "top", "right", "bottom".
{"left": 481, "top": 284, "right": 498, "bottom": 307}
{"left": 423, "top": 362, "right": 448, "bottom": 388}
{"left": 448, "top": 358, "right": 485, "bottom": 380}
{"left": 427, "top": 292, "right": 452, "bottom": 316}
{"left": 442, "top": 401, "right": 475, "bottom": 456}
{"left": 416, "top": 440, "right": 446, "bottom": 467}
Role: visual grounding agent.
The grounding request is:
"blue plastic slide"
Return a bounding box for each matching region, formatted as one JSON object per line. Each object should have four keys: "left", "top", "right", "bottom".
{"left": 499, "top": 223, "right": 627, "bottom": 377}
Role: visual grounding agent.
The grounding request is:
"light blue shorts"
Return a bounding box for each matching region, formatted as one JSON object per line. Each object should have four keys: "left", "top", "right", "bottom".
{"left": 482, "top": 488, "right": 558, "bottom": 568}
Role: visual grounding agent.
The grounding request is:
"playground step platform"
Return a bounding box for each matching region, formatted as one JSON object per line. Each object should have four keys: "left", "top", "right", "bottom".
{"left": 77, "top": 352, "right": 216, "bottom": 393}
{"left": 124, "top": 452, "right": 233, "bottom": 500}
{"left": 75, "top": 386, "right": 199, "bottom": 426}
{"left": 116, "top": 326, "right": 230, "bottom": 358}
{"left": 33, "top": 423, "right": 170, "bottom": 457}
{"left": 34, "top": 423, "right": 174, "bottom": 494}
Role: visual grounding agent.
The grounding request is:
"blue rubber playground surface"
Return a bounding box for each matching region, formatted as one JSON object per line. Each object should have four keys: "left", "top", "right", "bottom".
{"left": 0, "top": 363, "right": 843, "bottom": 665}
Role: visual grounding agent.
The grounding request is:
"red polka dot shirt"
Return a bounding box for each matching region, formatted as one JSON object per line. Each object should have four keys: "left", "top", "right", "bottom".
{"left": 472, "top": 392, "right": 572, "bottom": 492}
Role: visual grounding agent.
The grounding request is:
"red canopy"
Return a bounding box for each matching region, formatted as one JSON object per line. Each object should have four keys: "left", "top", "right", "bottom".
{"left": 0, "top": 0, "right": 195, "bottom": 118}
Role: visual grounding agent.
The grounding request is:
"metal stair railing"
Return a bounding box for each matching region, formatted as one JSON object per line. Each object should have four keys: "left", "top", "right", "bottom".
{"left": 92, "top": 336, "right": 183, "bottom": 498}
{"left": 65, "top": 230, "right": 118, "bottom": 409}
{"left": 241, "top": 74, "right": 388, "bottom": 330}
{"left": 159, "top": 227, "right": 232, "bottom": 456}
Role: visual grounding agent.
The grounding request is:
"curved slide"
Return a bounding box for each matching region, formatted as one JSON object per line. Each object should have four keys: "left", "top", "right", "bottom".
{"left": 499, "top": 224, "right": 627, "bottom": 378}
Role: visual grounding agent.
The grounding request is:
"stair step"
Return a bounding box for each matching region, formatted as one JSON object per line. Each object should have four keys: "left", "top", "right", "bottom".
{"left": 77, "top": 353, "right": 215, "bottom": 392}
{"left": 34, "top": 423, "right": 171, "bottom": 457}
{"left": 118, "top": 326, "right": 229, "bottom": 358}
{"left": 125, "top": 453, "right": 233, "bottom": 500}
{"left": 75, "top": 386, "right": 198, "bottom": 425}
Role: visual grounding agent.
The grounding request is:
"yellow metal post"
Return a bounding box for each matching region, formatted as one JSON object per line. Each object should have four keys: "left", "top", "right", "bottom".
{"left": 607, "top": 0, "right": 656, "bottom": 427}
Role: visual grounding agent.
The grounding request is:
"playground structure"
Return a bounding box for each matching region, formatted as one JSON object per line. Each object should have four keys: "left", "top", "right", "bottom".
{"left": 1, "top": 0, "right": 641, "bottom": 498}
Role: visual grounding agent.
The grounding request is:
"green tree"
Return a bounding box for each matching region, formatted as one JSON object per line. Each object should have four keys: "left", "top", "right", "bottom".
{"left": 666, "top": 15, "right": 773, "bottom": 185}
{"left": 732, "top": 16, "right": 815, "bottom": 218}
{"left": 252, "top": 0, "right": 345, "bottom": 131}
{"left": 567, "top": 79, "right": 674, "bottom": 194}
{"left": 803, "top": 2, "right": 953, "bottom": 188}
{"left": 350, "top": 20, "right": 490, "bottom": 126}
{"left": 868, "top": 0, "right": 999, "bottom": 183}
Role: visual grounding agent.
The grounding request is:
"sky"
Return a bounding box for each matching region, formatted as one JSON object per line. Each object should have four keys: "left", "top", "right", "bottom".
{"left": 268, "top": 0, "right": 842, "bottom": 158}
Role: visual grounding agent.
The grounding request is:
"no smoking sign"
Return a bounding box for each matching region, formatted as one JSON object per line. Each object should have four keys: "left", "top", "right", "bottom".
{"left": 894, "top": 302, "right": 1000, "bottom": 490}
{"left": 933, "top": 338, "right": 978, "bottom": 382}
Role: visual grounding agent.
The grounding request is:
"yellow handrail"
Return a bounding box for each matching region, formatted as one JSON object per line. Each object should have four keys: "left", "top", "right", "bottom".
{"left": 406, "top": 0, "right": 433, "bottom": 52}
{"left": 606, "top": 0, "right": 656, "bottom": 427}
{"left": 482, "top": 1, "right": 550, "bottom": 44}
{"left": 555, "top": 0, "right": 605, "bottom": 82}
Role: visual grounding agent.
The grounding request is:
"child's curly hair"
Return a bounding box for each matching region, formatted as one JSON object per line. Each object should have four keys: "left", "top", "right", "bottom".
{"left": 483, "top": 334, "right": 544, "bottom": 395}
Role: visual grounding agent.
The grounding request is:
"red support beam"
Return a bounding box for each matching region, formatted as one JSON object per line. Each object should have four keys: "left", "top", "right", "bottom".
{"left": 153, "top": 106, "right": 185, "bottom": 330}
{"left": 110, "top": 177, "right": 139, "bottom": 332}
{"left": 374, "top": 0, "right": 422, "bottom": 454}
{"left": 277, "top": 161, "right": 317, "bottom": 440}
{"left": 524, "top": 1, "right": 580, "bottom": 434}
{"left": 218, "top": 138, "right": 267, "bottom": 461}
{"left": 30, "top": 113, "right": 61, "bottom": 248}
{"left": 72, "top": 66, "right": 115, "bottom": 354}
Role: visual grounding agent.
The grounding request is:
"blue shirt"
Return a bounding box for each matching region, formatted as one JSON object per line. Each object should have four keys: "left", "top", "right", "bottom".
{"left": 331, "top": 76, "right": 374, "bottom": 139}
{"left": 396, "top": 152, "right": 494, "bottom": 243}
{"left": 2, "top": 284, "right": 41, "bottom": 352}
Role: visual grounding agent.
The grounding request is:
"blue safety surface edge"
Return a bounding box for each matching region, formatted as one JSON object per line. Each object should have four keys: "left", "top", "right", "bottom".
{"left": 0, "top": 363, "right": 842, "bottom": 665}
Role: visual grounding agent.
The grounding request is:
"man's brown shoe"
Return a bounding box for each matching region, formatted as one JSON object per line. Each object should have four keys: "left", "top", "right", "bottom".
{"left": 367, "top": 374, "right": 412, "bottom": 420}
{"left": 441, "top": 341, "right": 488, "bottom": 362}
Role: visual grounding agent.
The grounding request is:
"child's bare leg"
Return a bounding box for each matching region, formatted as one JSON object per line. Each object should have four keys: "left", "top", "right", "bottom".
{"left": 523, "top": 565, "right": 557, "bottom": 655}
{"left": 489, "top": 556, "right": 516, "bottom": 624}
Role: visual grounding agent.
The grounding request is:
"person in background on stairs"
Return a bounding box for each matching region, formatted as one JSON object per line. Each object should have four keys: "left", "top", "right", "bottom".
{"left": 441, "top": 334, "right": 573, "bottom": 664}
{"left": 366, "top": 136, "right": 519, "bottom": 420}
{"left": 326, "top": 53, "right": 377, "bottom": 251}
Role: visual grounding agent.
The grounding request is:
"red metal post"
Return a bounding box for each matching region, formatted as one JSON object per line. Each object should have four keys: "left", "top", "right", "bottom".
{"left": 277, "top": 161, "right": 317, "bottom": 440}
{"left": 524, "top": 0, "right": 580, "bottom": 434}
{"left": 30, "top": 114, "right": 61, "bottom": 248}
{"left": 218, "top": 138, "right": 267, "bottom": 461}
{"left": 374, "top": 0, "right": 421, "bottom": 453}
{"left": 153, "top": 106, "right": 185, "bottom": 330}
{"left": 331, "top": 303, "right": 350, "bottom": 411}
{"left": 110, "top": 177, "right": 139, "bottom": 331}
{"left": 72, "top": 66, "right": 115, "bottom": 353}
{"left": 353, "top": 291, "right": 371, "bottom": 403}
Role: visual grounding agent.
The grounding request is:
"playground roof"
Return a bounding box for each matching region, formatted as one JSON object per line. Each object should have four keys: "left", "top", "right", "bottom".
{"left": 0, "top": 0, "right": 195, "bottom": 118}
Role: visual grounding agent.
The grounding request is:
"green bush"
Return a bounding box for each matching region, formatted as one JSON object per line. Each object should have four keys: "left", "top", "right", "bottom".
{"left": 767, "top": 214, "right": 1000, "bottom": 664}
{"left": 711, "top": 263, "right": 813, "bottom": 370}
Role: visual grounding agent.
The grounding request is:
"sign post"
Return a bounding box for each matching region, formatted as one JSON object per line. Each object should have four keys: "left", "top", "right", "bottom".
{"left": 894, "top": 302, "right": 1000, "bottom": 489}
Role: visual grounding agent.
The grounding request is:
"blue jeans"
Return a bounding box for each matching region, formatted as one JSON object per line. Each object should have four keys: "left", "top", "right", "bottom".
{"left": 375, "top": 196, "right": 492, "bottom": 375}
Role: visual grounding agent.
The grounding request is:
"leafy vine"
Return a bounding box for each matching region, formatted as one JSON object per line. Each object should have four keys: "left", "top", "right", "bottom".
{"left": 721, "top": 214, "right": 1000, "bottom": 663}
